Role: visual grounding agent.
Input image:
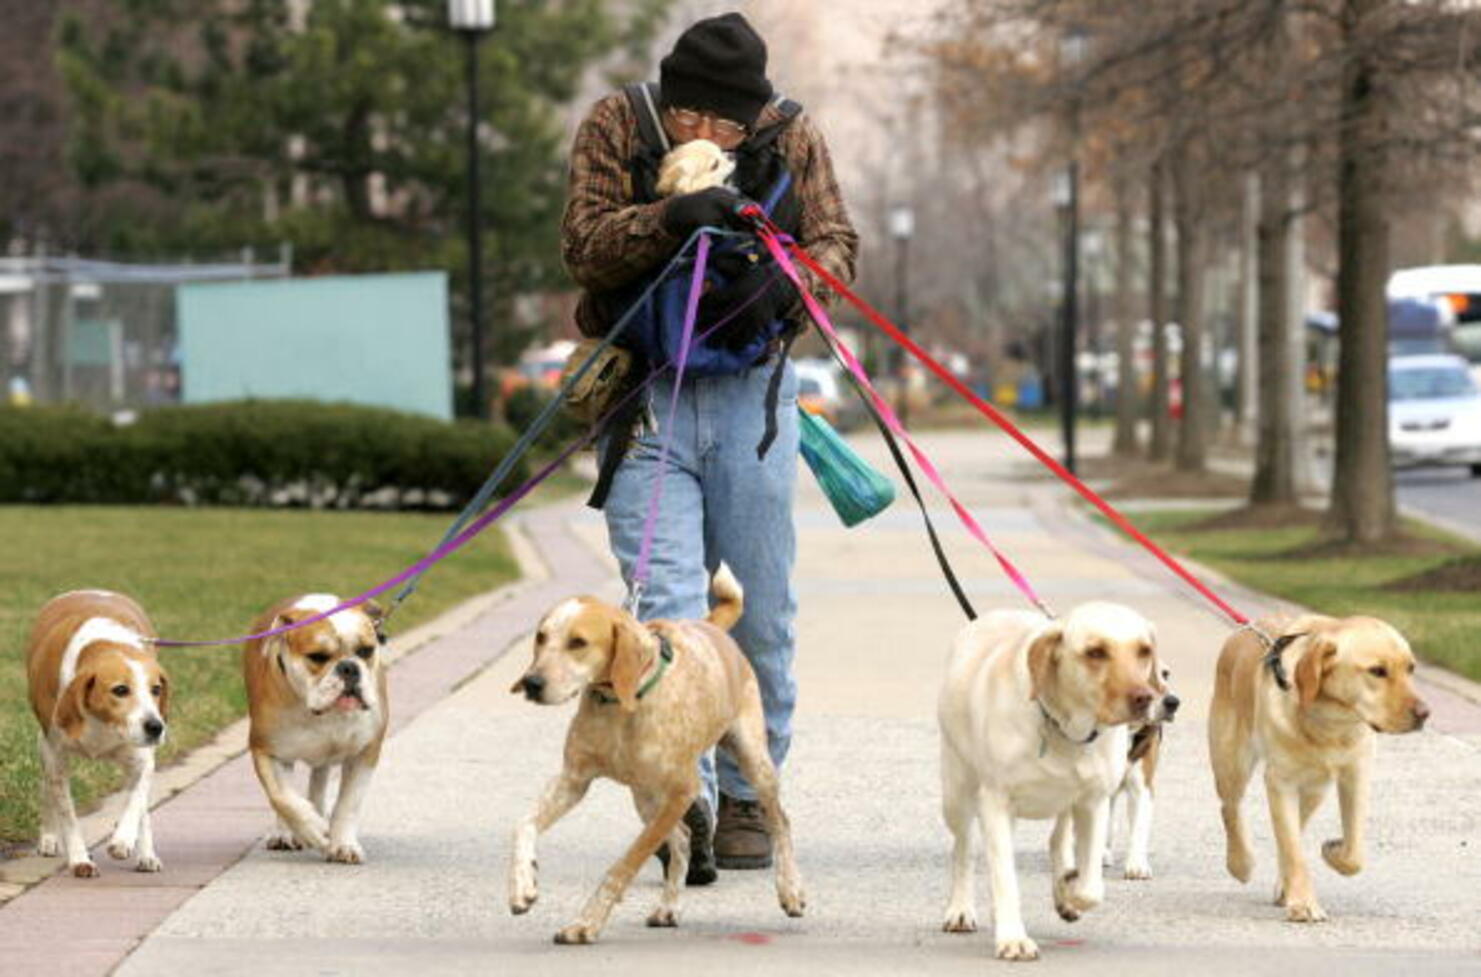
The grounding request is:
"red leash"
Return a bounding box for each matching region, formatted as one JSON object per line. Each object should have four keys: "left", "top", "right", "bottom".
{"left": 783, "top": 239, "right": 1252, "bottom": 628}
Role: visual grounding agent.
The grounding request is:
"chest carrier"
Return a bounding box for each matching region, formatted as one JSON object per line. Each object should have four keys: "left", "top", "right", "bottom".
{"left": 587, "top": 83, "right": 806, "bottom": 510}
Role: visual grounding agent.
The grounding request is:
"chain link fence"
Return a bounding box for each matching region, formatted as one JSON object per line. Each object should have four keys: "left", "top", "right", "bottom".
{"left": 0, "top": 251, "right": 290, "bottom": 414}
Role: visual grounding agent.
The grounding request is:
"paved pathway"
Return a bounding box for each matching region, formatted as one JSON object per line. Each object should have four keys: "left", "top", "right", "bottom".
{"left": 4, "top": 430, "right": 1479, "bottom": 976}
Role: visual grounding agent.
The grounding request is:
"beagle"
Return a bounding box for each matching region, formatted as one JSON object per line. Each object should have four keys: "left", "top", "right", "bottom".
{"left": 1099, "top": 670, "right": 1180, "bottom": 881}
{"left": 243, "top": 594, "right": 388, "bottom": 864}
{"left": 1209, "top": 614, "right": 1429, "bottom": 922}
{"left": 25, "top": 590, "right": 170, "bottom": 876}
{"left": 507, "top": 565, "right": 804, "bottom": 944}
{"left": 655, "top": 138, "right": 735, "bottom": 197}
{"left": 938, "top": 603, "right": 1162, "bottom": 961}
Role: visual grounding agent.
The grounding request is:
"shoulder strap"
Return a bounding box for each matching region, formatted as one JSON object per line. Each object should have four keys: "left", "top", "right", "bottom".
{"left": 746, "top": 95, "right": 802, "bottom": 152}
{"left": 622, "top": 82, "right": 671, "bottom": 155}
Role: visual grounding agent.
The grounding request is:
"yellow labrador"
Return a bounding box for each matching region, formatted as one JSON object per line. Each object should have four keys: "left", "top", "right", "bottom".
{"left": 938, "top": 602, "right": 1161, "bottom": 961}
{"left": 1210, "top": 614, "right": 1429, "bottom": 922}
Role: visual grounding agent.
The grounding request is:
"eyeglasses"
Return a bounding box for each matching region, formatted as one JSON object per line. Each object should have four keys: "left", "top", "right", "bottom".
{"left": 664, "top": 107, "right": 748, "bottom": 141}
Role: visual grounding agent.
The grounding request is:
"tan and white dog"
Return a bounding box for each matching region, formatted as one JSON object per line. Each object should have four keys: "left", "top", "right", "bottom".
{"left": 1098, "top": 669, "right": 1179, "bottom": 881}
{"left": 507, "top": 566, "right": 804, "bottom": 944}
{"left": 1210, "top": 614, "right": 1429, "bottom": 923}
{"left": 655, "top": 137, "right": 735, "bottom": 197}
{"left": 26, "top": 590, "right": 170, "bottom": 877}
{"left": 938, "top": 603, "right": 1162, "bottom": 962}
{"left": 243, "top": 594, "right": 388, "bottom": 864}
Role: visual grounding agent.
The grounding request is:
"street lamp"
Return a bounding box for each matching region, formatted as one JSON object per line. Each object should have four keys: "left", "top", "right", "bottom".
{"left": 889, "top": 203, "right": 914, "bottom": 427}
{"left": 1056, "top": 26, "right": 1089, "bottom": 475}
{"left": 449, "top": 0, "right": 496, "bottom": 420}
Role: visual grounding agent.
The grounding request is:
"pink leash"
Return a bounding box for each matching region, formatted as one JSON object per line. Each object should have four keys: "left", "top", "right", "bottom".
{"left": 757, "top": 227, "right": 1054, "bottom": 618}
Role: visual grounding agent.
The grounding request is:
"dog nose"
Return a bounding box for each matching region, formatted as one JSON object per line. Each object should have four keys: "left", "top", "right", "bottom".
{"left": 1413, "top": 699, "right": 1431, "bottom": 727}
{"left": 143, "top": 717, "right": 164, "bottom": 742}
{"left": 1163, "top": 693, "right": 1181, "bottom": 716}
{"left": 520, "top": 674, "right": 545, "bottom": 701}
{"left": 1129, "top": 689, "right": 1154, "bottom": 715}
{"left": 335, "top": 660, "right": 360, "bottom": 682}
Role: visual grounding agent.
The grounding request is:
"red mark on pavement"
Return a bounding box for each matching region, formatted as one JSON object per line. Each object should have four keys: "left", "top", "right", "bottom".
{"left": 1055, "top": 939, "right": 1085, "bottom": 948}
{"left": 728, "top": 932, "right": 772, "bottom": 946}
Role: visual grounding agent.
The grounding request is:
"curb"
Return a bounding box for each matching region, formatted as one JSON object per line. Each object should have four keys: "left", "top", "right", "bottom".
{"left": 0, "top": 515, "right": 549, "bottom": 903}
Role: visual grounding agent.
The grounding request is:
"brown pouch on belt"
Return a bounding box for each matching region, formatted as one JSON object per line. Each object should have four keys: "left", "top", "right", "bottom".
{"left": 560, "top": 338, "right": 635, "bottom": 428}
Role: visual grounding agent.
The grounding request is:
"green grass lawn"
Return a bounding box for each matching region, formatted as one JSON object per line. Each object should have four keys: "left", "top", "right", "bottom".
{"left": 0, "top": 504, "right": 524, "bottom": 847}
{"left": 1097, "top": 508, "right": 1481, "bottom": 684}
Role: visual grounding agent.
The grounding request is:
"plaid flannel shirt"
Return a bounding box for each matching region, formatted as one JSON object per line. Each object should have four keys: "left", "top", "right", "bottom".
{"left": 562, "top": 91, "right": 859, "bottom": 339}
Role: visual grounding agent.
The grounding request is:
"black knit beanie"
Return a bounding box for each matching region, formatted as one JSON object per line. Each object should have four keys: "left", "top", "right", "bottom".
{"left": 659, "top": 12, "right": 773, "bottom": 129}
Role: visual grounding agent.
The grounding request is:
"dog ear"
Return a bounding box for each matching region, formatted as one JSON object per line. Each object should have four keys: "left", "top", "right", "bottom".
{"left": 362, "top": 600, "right": 388, "bottom": 644}
{"left": 1027, "top": 623, "right": 1064, "bottom": 700}
{"left": 1295, "top": 637, "right": 1335, "bottom": 707}
{"left": 54, "top": 674, "right": 95, "bottom": 742}
{"left": 155, "top": 669, "right": 171, "bottom": 720}
{"left": 609, "top": 619, "right": 647, "bottom": 713}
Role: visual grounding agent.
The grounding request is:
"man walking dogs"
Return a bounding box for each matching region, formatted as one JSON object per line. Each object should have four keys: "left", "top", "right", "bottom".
{"left": 560, "top": 11, "right": 858, "bottom": 883}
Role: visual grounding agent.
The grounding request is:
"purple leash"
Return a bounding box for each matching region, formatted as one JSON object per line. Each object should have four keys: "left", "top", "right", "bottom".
{"left": 625, "top": 232, "right": 710, "bottom": 613}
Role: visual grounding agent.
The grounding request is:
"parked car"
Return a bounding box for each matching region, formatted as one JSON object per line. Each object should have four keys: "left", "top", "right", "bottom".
{"left": 793, "top": 357, "right": 864, "bottom": 431}
{"left": 1388, "top": 354, "right": 1481, "bottom": 476}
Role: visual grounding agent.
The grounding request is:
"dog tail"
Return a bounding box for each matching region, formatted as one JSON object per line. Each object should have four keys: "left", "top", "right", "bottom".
{"left": 706, "top": 563, "right": 744, "bottom": 632}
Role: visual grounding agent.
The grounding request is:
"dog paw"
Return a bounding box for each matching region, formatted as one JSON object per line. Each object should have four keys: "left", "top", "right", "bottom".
{"left": 994, "top": 936, "right": 1040, "bottom": 962}
{"left": 106, "top": 838, "right": 135, "bottom": 861}
{"left": 265, "top": 831, "right": 305, "bottom": 851}
{"left": 326, "top": 841, "right": 364, "bottom": 865}
{"left": 1321, "top": 840, "right": 1362, "bottom": 876}
{"left": 135, "top": 854, "right": 163, "bottom": 873}
{"left": 942, "top": 907, "right": 978, "bottom": 933}
{"left": 1123, "top": 861, "right": 1153, "bottom": 881}
{"left": 1227, "top": 848, "right": 1254, "bottom": 884}
{"left": 509, "top": 862, "right": 539, "bottom": 915}
{"left": 646, "top": 906, "right": 679, "bottom": 928}
{"left": 553, "top": 923, "right": 600, "bottom": 945}
{"left": 71, "top": 860, "right": 99, "bottom": 878}
{"left": 36, "top": 835, "right": 60, "bottom": 858}
{"left": 1285, "top": 899, "right": 1329, "bottom": 924}
{"left": 778, "top": 878, "right": 806, "bottom": 918}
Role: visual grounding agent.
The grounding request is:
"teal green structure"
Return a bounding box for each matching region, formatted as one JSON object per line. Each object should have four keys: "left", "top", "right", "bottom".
{"left": 177, "top": 272, "right": 451, "bottom": 420}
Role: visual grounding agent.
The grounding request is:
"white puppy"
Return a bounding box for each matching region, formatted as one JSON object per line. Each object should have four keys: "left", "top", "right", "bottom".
{"left": 938, "top": 604, "right": 1161, "bottom": 962}
{"left": 655, "top": 138, "right": 735, "bottom": 197}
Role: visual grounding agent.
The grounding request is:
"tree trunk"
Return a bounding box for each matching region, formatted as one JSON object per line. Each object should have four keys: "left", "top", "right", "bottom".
{"left": 1173, "top": 146, "right": 1207, "bottom": 472}
{"left": 1112, "top": 181, "right": 1140, "bottom": 457}
{"left": 1147, "top": 158, "right": 1172, "bottom": 461}
{"left": 1250, "top": 157, "right": 1300, "bottom": 507}
{"left": 1236, "top": 173, "right": 1258, "bottom": 443}
{"left": 1326, "top": 0, "right": 1396, "bottom": 543}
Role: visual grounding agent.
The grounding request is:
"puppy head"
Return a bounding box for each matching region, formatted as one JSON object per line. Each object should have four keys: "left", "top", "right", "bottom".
{"left": 1146, "top": 665, "right": 1181, "bottom": 724}
{"left": 655, "top": 139, "right": 735, "bottom": 197}
{"left": 1031, "top": 602, "right": 1160, "bottom": 732}
{"left": 266, "top": 595, "right": 384, "bottom": 716}
{"left": 55, "top": 644, "right": 169, "bottom": 749}
{"left": 512, "top": 597, "right": 652, "bottom": 711}
{"left": 1292, "top": 617, "right": 1428, "bottom": 733}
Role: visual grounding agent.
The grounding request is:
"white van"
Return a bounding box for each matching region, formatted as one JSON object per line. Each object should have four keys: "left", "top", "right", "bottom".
{"left": 1387, "top": 265, "right": 1481, "bottom": 373}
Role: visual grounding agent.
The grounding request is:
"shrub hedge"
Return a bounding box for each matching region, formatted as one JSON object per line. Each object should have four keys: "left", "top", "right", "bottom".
{"left": 0, "top": 401, "right": 528, "bottom": 510}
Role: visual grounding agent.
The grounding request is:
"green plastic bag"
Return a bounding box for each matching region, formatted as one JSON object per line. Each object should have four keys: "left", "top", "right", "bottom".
{"left": 797, "top": 406, "right": 895, "bottom": 527}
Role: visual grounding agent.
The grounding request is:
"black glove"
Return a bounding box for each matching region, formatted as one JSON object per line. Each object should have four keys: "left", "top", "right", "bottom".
{"left": 660, "top": 187, "right": 743, "bottom": 238}
{"left": 700, "top": 258, "right": 796, "bottom": 352}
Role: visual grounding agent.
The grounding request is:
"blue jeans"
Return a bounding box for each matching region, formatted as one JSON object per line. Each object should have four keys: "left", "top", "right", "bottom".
{"left": 602, "top": 360, "right": 799, "bottom": 813}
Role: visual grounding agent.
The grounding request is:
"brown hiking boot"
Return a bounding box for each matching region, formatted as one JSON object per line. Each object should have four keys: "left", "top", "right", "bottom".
{"left": 714, "top": 793, "right": 772, "bottom": 869}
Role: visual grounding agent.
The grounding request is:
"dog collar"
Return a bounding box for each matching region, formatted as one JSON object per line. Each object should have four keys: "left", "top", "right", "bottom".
{"left": 1263, "top": 632, "right": 1308, "bottom": 692}
{"left": 1037, "top": 699, "right": 1099, "bottom": 754}
{"left": 590, "top": 635, "right": 674, "bottom": 706}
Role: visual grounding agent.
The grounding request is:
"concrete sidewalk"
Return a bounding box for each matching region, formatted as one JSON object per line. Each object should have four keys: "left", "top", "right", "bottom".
{"left": 9, "top": 429, "right": 1481, "bottom": 976}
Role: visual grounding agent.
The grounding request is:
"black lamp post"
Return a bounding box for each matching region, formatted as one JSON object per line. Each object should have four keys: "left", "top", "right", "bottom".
{"left": 1057, "top": 27, "right": 1088, "bottom": 476}
{"left": 889, "top": 203, "right": 914, "bottom": 427}
{"left": 449, "top": 0, "right": 495, "bottom": 420}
